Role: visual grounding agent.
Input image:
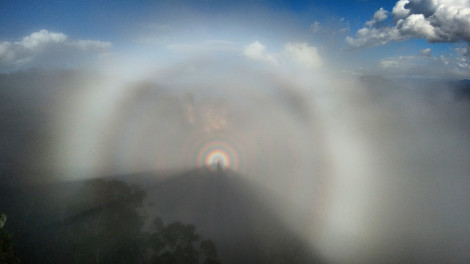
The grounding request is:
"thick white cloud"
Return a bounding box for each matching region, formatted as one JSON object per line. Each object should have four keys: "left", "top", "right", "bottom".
{"left": 347, "top": 0, "right": 470, "bottom": 48}
{"left": 19, "top": 30, "right": 67, "bottom": 49}
{"left": 284, "top": 42, "right": 323, "bottom": 68}
{"left": 0, "top": 30, "right": 111, "bottom": 71}
{"left": 243, "top": 41, "right": 278, "bottom": 65}
{"left": 243, "top": 41, "right": 323, "bottom": 69}
{"left": 392, "top": 0, "right": 411, "bottom": 19}
{"left": 398, "top": 14, "right": 438, "bottom": 39}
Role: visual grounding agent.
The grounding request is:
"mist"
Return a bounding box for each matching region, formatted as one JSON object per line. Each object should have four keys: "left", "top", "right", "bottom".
{"left": 1, "top": 52, "right": 470, "bottom": 263}
{"left": 1, "top": 1, "right": 470, "bottom": 262}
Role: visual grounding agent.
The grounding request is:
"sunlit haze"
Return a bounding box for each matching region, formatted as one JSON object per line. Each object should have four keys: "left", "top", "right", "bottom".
{"left": 1, "top": 1, "right": 470, "bottom": 263}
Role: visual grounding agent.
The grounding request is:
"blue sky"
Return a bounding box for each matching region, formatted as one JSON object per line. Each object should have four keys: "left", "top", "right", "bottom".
{"left": 0, "top": 0, "right": 400, "bottom": 41}
{"left": 0, "top": 0, "right": 468, "bottom": 78}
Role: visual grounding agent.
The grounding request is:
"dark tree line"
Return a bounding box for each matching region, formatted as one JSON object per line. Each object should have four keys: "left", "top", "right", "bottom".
{"left": 150, "top": 218, "right": 220, "bottom": 264}
{"left": 0, "top": 214, "right": 21, "bottom": 264}
{"left": 1, "top": 179, "right": 221, "bottom": 264}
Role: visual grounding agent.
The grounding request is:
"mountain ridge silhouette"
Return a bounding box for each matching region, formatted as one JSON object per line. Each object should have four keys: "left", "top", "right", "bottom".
{"left": 132, "top": 167, "right": 325, "bottom": 264}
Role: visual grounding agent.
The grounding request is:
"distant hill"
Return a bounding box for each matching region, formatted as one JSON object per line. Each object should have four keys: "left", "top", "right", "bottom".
{"left": 454, "top": 79, "right": 470, "bottom": 101}
{"left": 0, "top": 168, "right": 325, "bottom": 264}
{"left": 134, "top": 168, "right": 325, "bottom": 264}
{"left": 360, "top": 75, "right": 470, "bottom": 102}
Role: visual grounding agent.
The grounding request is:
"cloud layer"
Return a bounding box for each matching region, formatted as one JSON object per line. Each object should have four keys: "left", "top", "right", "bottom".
{"left": 243, "top": 41, "right": 323, "bottom": 69}
{"left": 0, "top": 30, "right": 111, "bottom": 71}
{"left": 347, "top": 0, "right": 470, "bottom": 48}
{"left": 365, "top": 46, "right": 470, "bottom": 78}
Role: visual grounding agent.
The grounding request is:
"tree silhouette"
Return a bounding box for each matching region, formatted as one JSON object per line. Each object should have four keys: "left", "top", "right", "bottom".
{"left": 1, "top": 177, "right": 223, "bottom": 264}
{"left": 149, "top": 217, "right": 221, "bottom": 264}
{"left": 58, "top": 179, "right": 146, "bottom": 263}
{"left": 200, "top": 239, "right": 221, "bottom": 264}
{"left": 49, "top": 179, "right": 222, "bottom": 264}
{"left": 0, "top": 214, "right": 21, "bottom": 264}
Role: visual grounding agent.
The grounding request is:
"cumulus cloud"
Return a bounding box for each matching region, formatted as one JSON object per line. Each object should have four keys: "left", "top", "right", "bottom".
{"left": 0, "top": 29, "right": 111, "bottom": 71}
{"left": 243, "top": 41, "right": 278, "bottom": 65}
{"left": 284, "top": 42, "right": 323, "bottom": 68}
{"left": 19, "top": 30, "right": 67, "bottom": 49}
{"left": 392, "top": 0, "right": 411, "bottom": 19}
{"left": 346, "top": 27, "right": 403, "bottom": 48}
{"left": 365, "top": 8, "right": 389, "bottom": 27}
{"left": 420, "top": 47, "right": 431, "bottom": 56}
{"left": 347, "top": 0, "right": 470, "bottom": 48}
{"left": 243, "top": 41, "right": 323, "bottom": 69}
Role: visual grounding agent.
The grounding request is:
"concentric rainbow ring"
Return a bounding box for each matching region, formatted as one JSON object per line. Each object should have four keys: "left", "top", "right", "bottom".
{"left": 196, "top": 140, "right": 239, "bottom": 171}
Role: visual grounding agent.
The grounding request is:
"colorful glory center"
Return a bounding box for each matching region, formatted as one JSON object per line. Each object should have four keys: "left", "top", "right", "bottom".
{"left": 197, "top": 141, "right": 239, "bottom": 171}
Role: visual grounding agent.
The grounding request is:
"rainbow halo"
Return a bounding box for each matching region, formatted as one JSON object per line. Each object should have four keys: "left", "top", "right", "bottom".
{"left": 197, "top": 140, "right": 239, "bottom": 171}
